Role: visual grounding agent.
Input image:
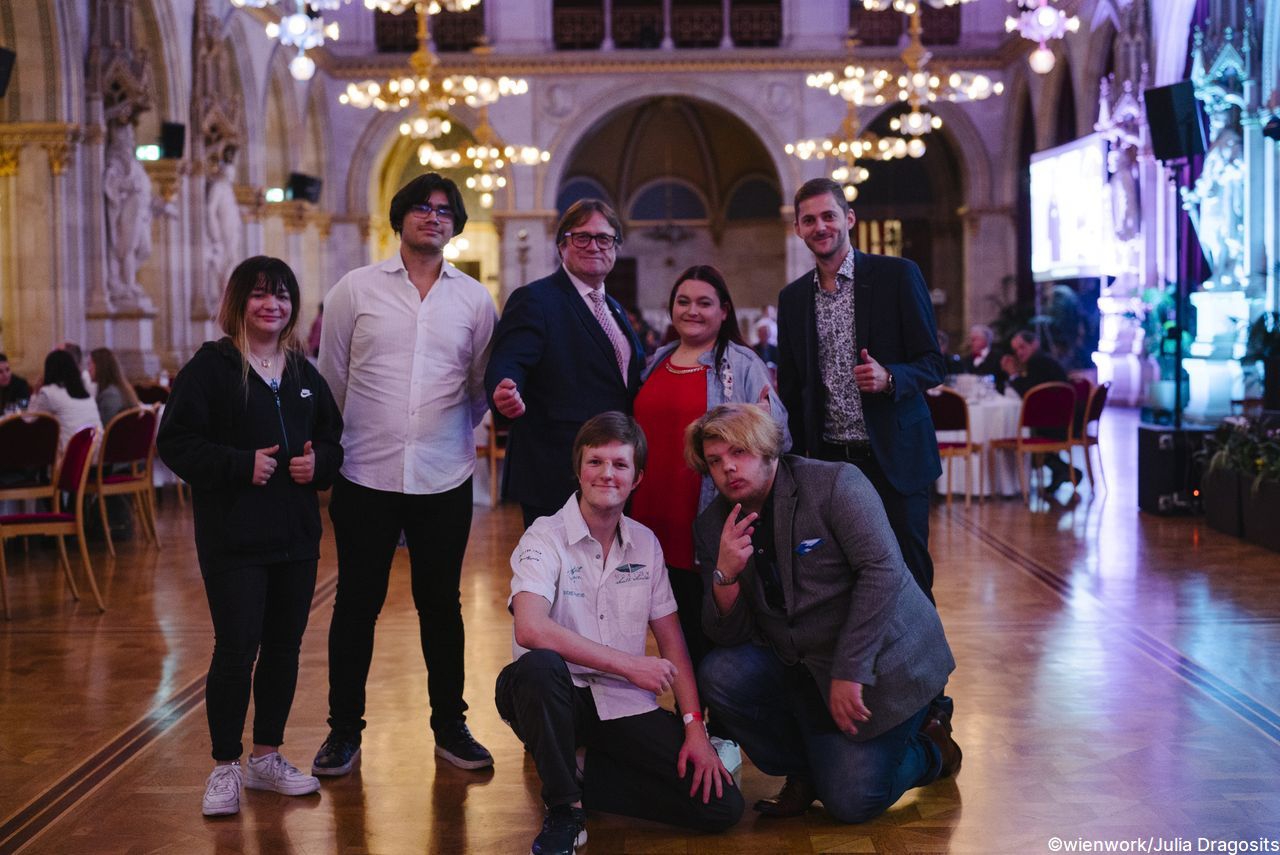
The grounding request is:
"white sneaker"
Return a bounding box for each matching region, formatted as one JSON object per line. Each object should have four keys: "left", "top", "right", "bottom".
{"left": 245, "top": 751, "right": 321, "bottom": 796}
{"left": 710, "top": 737, "right": 742, "bottom": 785}
{"left": 202, "top": 763, "right": 242, "bottom": 817}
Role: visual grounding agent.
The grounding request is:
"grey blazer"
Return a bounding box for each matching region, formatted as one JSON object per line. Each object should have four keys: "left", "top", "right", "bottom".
{"left": 695, "top": 455, "right": 954, "bottom": 740}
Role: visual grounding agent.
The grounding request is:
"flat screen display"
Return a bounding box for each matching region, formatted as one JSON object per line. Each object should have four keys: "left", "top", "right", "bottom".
{"left": 1030, "top": 133, "right": 1113, "bottom": 281}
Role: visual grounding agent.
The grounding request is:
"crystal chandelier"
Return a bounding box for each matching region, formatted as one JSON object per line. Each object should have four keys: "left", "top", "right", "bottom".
{"left": 229, "top": 0, "right": 343, "bottom": 81}
{"left": 462, "top": 104, "right": 551, "bottom": 208}
{"left": 786, "top": 98, "right": 915, "bottom": 202}
{"left": 860, "top": 0, "right": 974, "bottom": 11}
{"left": 340, "top": 2, "right": 535, "bottom": 179}
{"left": 1005, "top": 0, "right": 1080, "bottom": 75}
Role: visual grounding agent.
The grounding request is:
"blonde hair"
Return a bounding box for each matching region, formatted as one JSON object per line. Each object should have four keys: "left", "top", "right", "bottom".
{"left": 683, "top": 403, "right": 784, "bottom": 475}
{"left": 89, "top": 347, "right": 141, "bottom": 409}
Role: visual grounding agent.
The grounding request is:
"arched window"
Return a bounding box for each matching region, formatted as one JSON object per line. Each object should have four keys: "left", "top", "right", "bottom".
{"left": 628, "top": 180, "right": 707, "bottom": 221}
{"left": 557, "top": 177, "right": 612, "bottom": 214}
{"left": 725, "top": 177, "right": 782, "bottom": 221}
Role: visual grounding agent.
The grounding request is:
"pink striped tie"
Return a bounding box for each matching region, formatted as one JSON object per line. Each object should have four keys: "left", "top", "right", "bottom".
{"left": 588, "top": 289, "right": 628, "bottom": 381}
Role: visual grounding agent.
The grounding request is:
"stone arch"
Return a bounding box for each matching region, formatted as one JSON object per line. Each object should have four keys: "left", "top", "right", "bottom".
{"left": 864, "top": 99, "right": 992, "bottom": 211}
{"left": 139, "top": 0, "right": 185, "bottom": 124}
{"left": 261, "top": 46, "right": 302, "bottom": 190}
{"left": 1000, "top": 64, "right": 1034, "bottom": 206}
{"left": 221, "top": 11, "right": 263, "bottom": 186}
{"left": 301, "top": 82, "right": 332, "bottom": 205}
{"left": 1079, "top": 17, "right": 1118, "bottom": 142}
{"left": 538, "top": 79, "right": 798, "bottom": 215}
{"left": 0, "top": 0, "right": 73, "bottom": 122}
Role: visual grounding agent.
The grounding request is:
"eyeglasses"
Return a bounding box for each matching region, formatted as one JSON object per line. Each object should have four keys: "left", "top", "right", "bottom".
{"left": 563, "top": 231, "right": 620, "bottom": 250}
{"left": 408, "top": 203, "right": 455, "bottom": 221}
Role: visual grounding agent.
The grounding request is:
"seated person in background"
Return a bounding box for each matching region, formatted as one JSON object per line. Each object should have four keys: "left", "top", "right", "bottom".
{"left": 90, "top": 347, "right": 142, "bottom": 425}
{"left": 688, "top": 403, "right": 960, "bottom": 824}
{"left": 936, "top": 330, "right": 964, "bottom": 375}
{"left": 0, "top": 353, "right": 32, "bottom": 411}
{"left": 1000, "top": 329, "right": 1078, "bottom": 491}
{"left": 959, "top": 324, "right": 1007, "bottom": 390}
{"left": 496, "top": 412, "right": 743, "bottom": 855}
{"left": 29, "top": 349, "right": 103, "bottom": 456}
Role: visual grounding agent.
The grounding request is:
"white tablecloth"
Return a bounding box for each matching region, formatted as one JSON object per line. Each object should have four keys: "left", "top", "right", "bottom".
{"left": 935, "top": 394, "right": 1022, "bottom": 497}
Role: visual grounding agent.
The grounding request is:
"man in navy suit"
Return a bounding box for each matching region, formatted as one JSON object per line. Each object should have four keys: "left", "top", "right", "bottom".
{"left": 486, "top": 199, "right": 644, "bottom": 528}
{"left": 776, "top": 178, "right": 946, "bottom": 603}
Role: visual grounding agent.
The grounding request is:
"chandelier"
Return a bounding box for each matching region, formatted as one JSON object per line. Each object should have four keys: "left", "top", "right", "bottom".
{"left": 340, "top": 2, "right": 535, "bottom": 177}
{"left": 860, "top": 0, "right": 974, "bottom": 10}
{"left": 230, "top": 0, "right": 344, "bottom": 81}
{"left": 1006, "top": 0, "right": 1080, "bottom": 74}
{"left": 462, "top": 104, "right": 550, "bottom": 208}
{"left": 786, "top": 95, "right": 915, "bottom": 202}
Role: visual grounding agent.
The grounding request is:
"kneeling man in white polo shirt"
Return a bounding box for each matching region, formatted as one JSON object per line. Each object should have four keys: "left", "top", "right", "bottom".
{"left": 496, "top": 412, "right": 744, "bottom": 855}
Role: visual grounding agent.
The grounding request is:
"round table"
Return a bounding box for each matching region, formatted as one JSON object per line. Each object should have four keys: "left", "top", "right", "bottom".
{"left": 935, "top": 393, "right": 1023, "bottom": 498}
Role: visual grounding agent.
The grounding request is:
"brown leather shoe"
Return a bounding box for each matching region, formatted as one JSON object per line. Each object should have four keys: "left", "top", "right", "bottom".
{"left": 921, "top": 714, "right": 963, "bottom": 779}
{"left": 753, "top": 775, "right": 817, "bottom": 817}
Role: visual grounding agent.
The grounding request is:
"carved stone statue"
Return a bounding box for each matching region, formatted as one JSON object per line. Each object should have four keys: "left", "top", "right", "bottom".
{"left": 205, "top": 147, "right": 242, "bottom": 309}
{"left": 1182, "top": 123, "right": 1245, "bottom": 289}
{"left": 103, "top": 121, "right": 154, "bottom": 305}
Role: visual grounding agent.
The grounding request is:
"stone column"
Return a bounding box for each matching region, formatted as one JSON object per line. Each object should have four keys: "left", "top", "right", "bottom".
{"left": 602, "top": 0, "right": 615, "bottom": 50}
{"left": 720, "top": 0, "right": 733, "bottom": 49}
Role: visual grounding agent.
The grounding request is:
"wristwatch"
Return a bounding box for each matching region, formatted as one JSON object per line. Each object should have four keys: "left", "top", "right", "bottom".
{"left": 712, "top": 568, "right": 740, "bottom": 586}
{"left": 884, "top": 370, "right": 896, "bottom": 396}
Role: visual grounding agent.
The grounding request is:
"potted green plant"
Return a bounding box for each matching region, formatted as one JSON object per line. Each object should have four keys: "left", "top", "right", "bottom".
{"left": 1241, "top": 418, "right": 1280, "bottom": 553}
{"left": 1244, "top": 311, "right": 1280, "bottom": 411}
{"left": 1203, "top": 417, "right": 1252, "bottom": 538}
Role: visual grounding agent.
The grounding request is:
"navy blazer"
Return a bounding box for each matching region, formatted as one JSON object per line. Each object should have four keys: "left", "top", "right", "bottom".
{"left": 485, "top": 267, "right": 643, "bottom": 509}
{"left": 776, "top": 249, "right": 945, "bottom": 496}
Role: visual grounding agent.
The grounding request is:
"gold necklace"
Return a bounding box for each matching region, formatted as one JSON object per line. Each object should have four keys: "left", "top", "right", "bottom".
{"left": 249, "top": 349, "right": 280, "bottom": 370}
{"left": 664, "top": 360, "right": 706, "bottom": 375}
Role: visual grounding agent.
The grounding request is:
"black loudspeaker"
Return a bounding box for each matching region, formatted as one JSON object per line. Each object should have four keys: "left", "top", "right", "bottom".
{"left": 160, "top": 122, "right": 185, "bottom": 159}
{"left": 286, "top": 172, "right": 323, "bottom": 204}
{"left": 1144, "top": 82, "right": 1207, "bottom": 162}
{"left": 0, "top": 47, "right": 14, "bottom": 98}
{"left": 1137, "top": 424, "right": 1214, "bottom": 514}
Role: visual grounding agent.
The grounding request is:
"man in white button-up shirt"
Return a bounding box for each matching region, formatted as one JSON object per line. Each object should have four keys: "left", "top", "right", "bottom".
{"left": 313, "top": 173, "right": 497, "bottom": 777}
{"left": 496, "top": 412, "right": 742, "bottom": 855}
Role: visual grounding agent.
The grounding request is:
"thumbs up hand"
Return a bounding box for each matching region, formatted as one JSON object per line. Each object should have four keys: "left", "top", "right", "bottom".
{"left": 853, "top": 349, "right": 891, "bottom": 394}
{"left": 289, "top": 440, "right": 315, "bottom": 485}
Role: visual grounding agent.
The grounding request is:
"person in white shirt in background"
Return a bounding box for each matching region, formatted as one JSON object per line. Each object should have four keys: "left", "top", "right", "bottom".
{"left": 496, "top": 412, "right": 743, "bottom": 855}
{"left": 314, "top": 173, "right": 497, "bottom": 777}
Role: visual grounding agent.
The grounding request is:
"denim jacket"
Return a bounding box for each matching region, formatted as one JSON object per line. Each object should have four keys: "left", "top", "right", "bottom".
{"left": 642, "top": 340, "right": 791, "bottom": 514}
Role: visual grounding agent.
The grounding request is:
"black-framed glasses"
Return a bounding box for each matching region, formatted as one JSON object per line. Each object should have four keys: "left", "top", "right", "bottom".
{"left": 408, "top": 203, "right": 455, "bottom": 221}
{"left": 563, "top": 231, "right": 620, "bottom": 250}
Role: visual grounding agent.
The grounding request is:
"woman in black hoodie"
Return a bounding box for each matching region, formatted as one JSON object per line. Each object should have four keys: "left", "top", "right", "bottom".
{"left": 158, "top": 256, "right": 343, "bottom": 817}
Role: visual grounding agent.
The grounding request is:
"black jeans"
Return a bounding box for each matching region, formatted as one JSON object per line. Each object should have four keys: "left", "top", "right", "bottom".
{"left": 495, "top": 649, "right": 743, "bottom": 831}
{"left": 817, "top": 443, "right": 935, "bottom": 604}
{"left": 203, "top": 559, "right": 317, "bottom": 762}
{"left": 326, "top": 475, "right": 474, "bottom": 736}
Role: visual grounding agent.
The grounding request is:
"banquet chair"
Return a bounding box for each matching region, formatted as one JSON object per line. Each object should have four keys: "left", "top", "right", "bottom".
{"left": 925, "top": 388, "right": 982, "bottom": 507}
{"left": 86, "top": 405, "right": 161, "bottom": 556}
{"left": 0, "top": 412, "right": 61, "bottom": 503}
{"left": 475, "top": 413, "right": 508, "bottom": 509}
{"left": 1069, "top": 376, "right": 1093, "bottom": 437}
{"left": 0, "top": 426, "right": 103, "bottom": 618}
{"left": 987, "top": 381, "right": 1077, "bottom": 504}
{"left": 1070, "top": 381, "right": 1110, "bottom": 490}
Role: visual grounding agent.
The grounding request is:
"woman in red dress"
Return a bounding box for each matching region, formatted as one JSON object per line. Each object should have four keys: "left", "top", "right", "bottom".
{"left": 630, "top": 265, "right": 788, "bottom": 668}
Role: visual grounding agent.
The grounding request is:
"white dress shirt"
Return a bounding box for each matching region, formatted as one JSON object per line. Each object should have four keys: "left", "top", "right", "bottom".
{"left": 319, "top": 255, "right": 497, "bottom": 495}
{"left": 564, "top": 268, "right": 632, "bottom": 381}
{"left": 509, "top": 494, "right": 677, "bottom": 721}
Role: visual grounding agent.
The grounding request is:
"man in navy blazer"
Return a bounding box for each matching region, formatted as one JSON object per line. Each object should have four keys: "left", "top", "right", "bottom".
{"left": 776, "top": 178, "right": 946, "bottom": 602}
{"left": 486, "top": 199, "right": 644, "bottom": 527}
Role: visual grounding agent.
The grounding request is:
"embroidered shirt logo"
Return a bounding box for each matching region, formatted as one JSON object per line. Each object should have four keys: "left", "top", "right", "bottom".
{"left": 300, "top": 388, "right": 313, "bottom": 398}
{"left": 614, "top": 563, "right": 650, "bottom": 583}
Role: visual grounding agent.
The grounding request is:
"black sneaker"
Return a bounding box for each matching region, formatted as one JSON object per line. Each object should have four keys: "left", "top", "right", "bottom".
{"left": 433, "top": 720, "right": 493, "bottom": 770}
{"left": 311, "top": 732, "right": 361, "bottom": 777}
{"left": 532, "top": 805, "right": 587, "bottom": 855}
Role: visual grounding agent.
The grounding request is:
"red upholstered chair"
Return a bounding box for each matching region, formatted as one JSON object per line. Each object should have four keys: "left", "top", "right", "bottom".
{"left": 0, "top": 412, "right": 61, "bottom": 503}
{"left": 1071, "top": 381, "right": 1110, "bottom": 490}
{"left": 926, "top": 388, "right": 982, "bottom": 507}
{"left": 0, "top": 426, "right": 104, "bottom": 618}
{"left": 1069, "top": 376, "right": 1093, "bottom": 436}
{"left": 86, "top": 405, "right": 161, "bottom": 556}
{"left": 987, "top": 381, "right": 1077, "bottom": 504}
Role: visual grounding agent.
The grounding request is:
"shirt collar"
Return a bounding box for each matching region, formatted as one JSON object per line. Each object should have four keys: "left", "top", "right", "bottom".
{"left": 560, "top": 493, "right": 634, "bottom": 551}
{"left": 812, "top": 248, "right": 856, "bottom": 293}
{"left": 378, "top": 253, "right": 462, "bottom": 280}
{"left": 565, "top": 267, "right": 605, "bottom": 299}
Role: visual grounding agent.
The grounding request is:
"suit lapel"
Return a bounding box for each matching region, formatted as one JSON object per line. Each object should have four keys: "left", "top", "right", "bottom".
{"left": 772, "top": 460, "right": 798, "bottom": 611}
{"left": 553, "top": 270, "right": 626, "bottom": 385}
{"left": 853, "top": 249, "right": 871, "bottom": 352}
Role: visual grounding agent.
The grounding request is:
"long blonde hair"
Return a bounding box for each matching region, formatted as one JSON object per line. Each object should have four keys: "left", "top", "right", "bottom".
{"left": 89, "top": 347, "right": 140, "bottom": 409}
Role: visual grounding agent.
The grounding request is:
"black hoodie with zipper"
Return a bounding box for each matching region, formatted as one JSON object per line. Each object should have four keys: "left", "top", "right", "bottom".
{"left": 157, "top": 338, "right": 344, "bottom": 575}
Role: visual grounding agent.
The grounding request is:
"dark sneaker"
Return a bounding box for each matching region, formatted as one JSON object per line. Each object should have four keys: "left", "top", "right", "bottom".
{"left": 311, "top": 732, "right": 361, "bottom": 777}
{"left": 433, "top": 720, "right": 494, "bottom": 770}
{"left": 531, "top": 804, "right": 587, "bottom": 855}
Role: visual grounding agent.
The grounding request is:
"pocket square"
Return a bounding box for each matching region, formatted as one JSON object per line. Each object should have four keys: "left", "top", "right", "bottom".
{"left": 795, "top": 538, "right": 823, "bottom": 555}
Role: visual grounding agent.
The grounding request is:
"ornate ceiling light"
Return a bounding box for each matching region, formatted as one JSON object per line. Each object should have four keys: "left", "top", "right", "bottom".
{"left": 462, "top": 104, "right": 550, "bottom": 208}
{"left": 229, "top": 0, "right": 342, "bottom": 81}
{"left": 1005, "top": 0, "right": 1080, "bottom": 75}
{"left": 859, "top": 0, "right": 976, "bottom": 12}
{"left": 340, "top": 2, "right": 530, "bottom": 173}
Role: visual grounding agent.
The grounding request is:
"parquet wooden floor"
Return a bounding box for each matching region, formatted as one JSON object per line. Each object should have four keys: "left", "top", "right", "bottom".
{"left": 3, "top": 406, "right": 1279, "bottom": 854}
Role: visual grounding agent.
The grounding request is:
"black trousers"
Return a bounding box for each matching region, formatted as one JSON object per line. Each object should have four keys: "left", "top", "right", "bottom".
{"left": 326, "top": 475, "right": 474, "bottom": 735}
{"left": 817, "top": 443, "right": 935, "bottom": 603}
{"left": 203, "top": 559, "right": 317, "bottom": 761}
{"left": 495, "top": 649, "right": 743, "bottom": 832}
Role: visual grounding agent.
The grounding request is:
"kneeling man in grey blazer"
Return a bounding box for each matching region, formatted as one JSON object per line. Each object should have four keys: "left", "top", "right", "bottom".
{"left": 686, "top": 403, "right": 961, "bottom": 823}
